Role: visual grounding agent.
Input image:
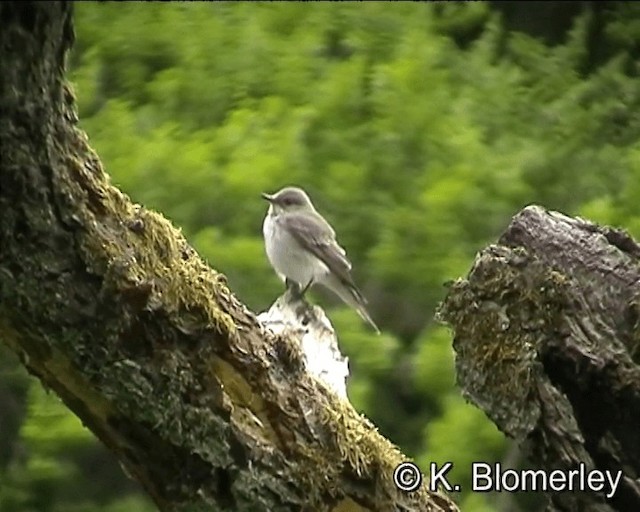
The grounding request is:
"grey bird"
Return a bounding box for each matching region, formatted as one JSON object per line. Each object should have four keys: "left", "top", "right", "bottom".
{"left": 262, "top": 186, "right": 380, "bottom": 334}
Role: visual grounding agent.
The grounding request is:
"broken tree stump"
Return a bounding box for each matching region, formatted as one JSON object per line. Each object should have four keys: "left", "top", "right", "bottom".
{"left": 438, "top": 205, "right": 640, "bottom": 512}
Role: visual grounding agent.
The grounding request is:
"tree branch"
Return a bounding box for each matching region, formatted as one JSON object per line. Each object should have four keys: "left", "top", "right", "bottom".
{"left": 0, "top": 3, "right": 458, "bottom": 511}
{"left": 439, "top": 206, "right": 640, "bottom": 512}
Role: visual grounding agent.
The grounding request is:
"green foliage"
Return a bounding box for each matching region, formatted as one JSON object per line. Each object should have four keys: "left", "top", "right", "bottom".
{"left": 3, "top": 3, "right": 640, "bottom": 511}
{"left": 21, "top": 384, "right": 94, "bottom": 452}
{"left": 413, "top": 326, "right": 457, "bottom": 404}
{"left": 420, "top": 395, "right": 507, "bottom": 491}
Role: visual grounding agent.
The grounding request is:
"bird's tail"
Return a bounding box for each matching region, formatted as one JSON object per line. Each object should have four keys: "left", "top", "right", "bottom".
{"left": 322, "top": 274, "right": 380, "bottom": 334}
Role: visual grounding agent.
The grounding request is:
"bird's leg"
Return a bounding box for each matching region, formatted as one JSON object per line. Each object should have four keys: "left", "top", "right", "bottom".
{"left": 285, "top": 278, "right": 313, "bottom": 303}
{"left": 299, "top": 279, "right": 314, "bottom": 297}
{"left": 285, "top": 278, "right": 303, "bottom": 298}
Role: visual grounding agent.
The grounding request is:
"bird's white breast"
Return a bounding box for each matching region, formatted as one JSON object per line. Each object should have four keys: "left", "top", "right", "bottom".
{"left": 263, "top": 208, "right": 329, "bottom": 286}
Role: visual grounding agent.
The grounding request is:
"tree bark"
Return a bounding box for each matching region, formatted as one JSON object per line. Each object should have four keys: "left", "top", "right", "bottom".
{"left": 439, "top": 206, "right": 640, "bottom": 512}
{"left": 0, "top": 3, "right": 458, "bottom": 512}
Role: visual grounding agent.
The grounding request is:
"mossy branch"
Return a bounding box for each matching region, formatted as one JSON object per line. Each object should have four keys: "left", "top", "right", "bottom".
{"left": 0, "top": 3, "right": 458, "bottom": 512}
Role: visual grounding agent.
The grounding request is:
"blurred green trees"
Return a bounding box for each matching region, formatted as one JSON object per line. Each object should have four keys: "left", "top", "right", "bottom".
{"left": 2, "top": 3, "right": 640, "bottom": 511}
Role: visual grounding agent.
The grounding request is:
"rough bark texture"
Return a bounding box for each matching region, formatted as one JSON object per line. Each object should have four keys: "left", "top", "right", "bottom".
{"left": 439, "top": 206, "right": 640, "bottom": 512}
{"left": 0, "top": 3, "right": 458, "bottom": 512}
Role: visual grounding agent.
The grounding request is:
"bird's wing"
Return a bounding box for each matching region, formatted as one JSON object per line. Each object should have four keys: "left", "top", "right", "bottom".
{"left": 281, "top": 211, "right": 354, "bottom": 284}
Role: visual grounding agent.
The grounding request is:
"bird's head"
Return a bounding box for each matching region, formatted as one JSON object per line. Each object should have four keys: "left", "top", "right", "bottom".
{"left": 262, "top": 186, "right": 315, "bottom": 213}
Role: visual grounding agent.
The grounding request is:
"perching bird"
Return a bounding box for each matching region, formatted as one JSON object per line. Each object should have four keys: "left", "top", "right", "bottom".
{"left": 262, "top": 186, "right": 379, "bottom": 333}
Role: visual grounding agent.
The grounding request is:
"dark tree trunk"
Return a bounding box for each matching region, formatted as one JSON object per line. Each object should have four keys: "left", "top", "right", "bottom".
{"left": 439, "top": 206, "right": 640, "bottom": 512}
{"left": 0, "top": 3, "right": 458, "bottom": 511}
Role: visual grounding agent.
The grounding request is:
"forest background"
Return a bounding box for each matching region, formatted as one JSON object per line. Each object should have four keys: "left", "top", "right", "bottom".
{"left": 2, "top": 2, "right": 640, "bottom": 511}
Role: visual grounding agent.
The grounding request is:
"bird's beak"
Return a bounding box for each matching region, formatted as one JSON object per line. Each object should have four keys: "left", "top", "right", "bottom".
{"left": 261, "top": 192, "right": 274, "bottom": 202}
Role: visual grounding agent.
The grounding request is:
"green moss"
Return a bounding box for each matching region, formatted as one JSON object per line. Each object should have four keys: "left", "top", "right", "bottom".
{"left": 70, "top": 155, "right": 236, "bottom": 339}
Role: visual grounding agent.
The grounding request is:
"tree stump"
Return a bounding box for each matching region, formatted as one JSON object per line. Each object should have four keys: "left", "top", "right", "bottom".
{"left": 438, "top": 206, "right": 640, "bottom": 512}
